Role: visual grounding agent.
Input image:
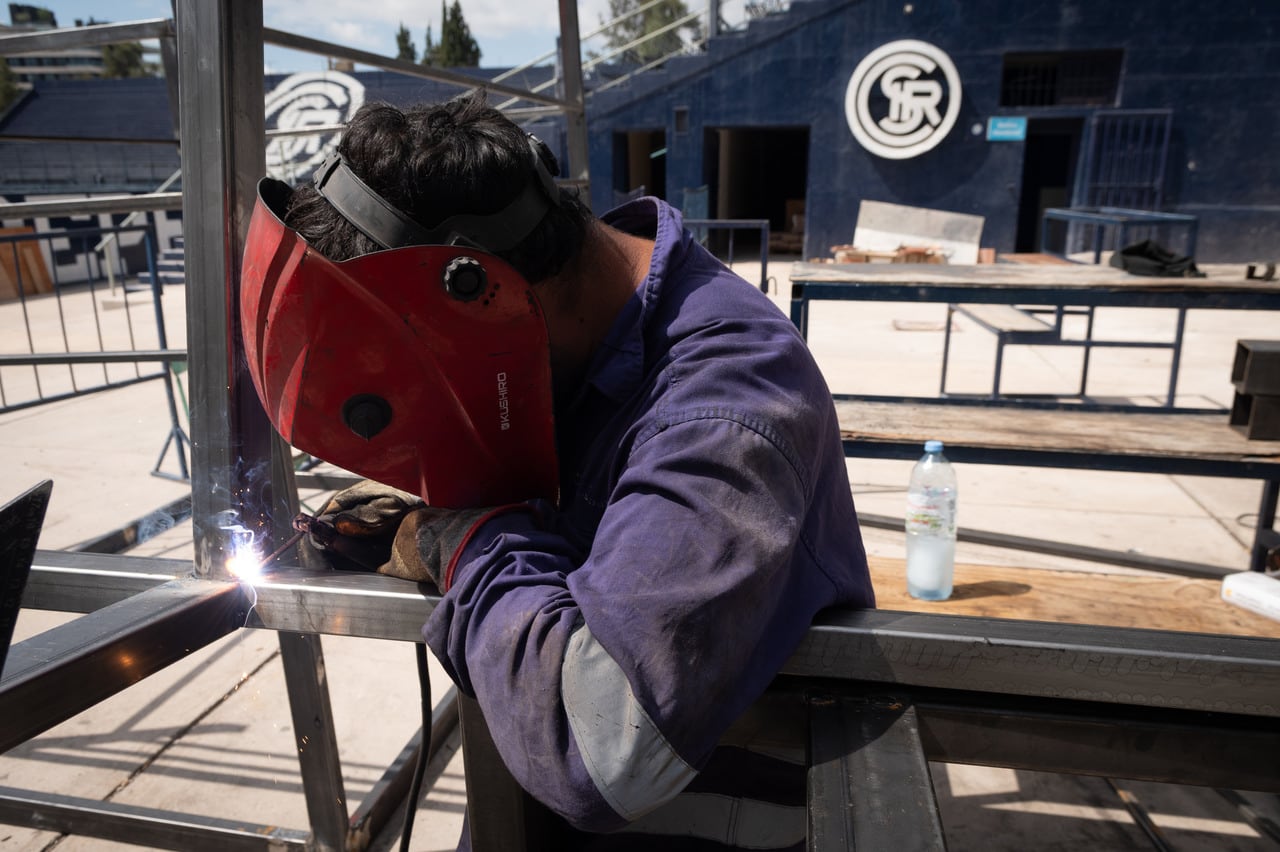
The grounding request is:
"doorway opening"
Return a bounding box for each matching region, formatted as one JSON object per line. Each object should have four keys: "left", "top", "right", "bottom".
{"left": 702, "top": 126, "right": 809, "bottom": 256}
{"left": 611, "top": 129, "right": 666, "bottom": 204}
{"left": 1014, "top": 117, "right": 1084, "bottom": 253}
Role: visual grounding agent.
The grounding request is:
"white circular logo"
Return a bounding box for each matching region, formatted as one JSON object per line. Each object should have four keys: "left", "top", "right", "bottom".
{"left": 844, "top": 40, "right": 961, "bottom": 160}
{"left": 264, "top": 71, "right": 366, "bottom": 182}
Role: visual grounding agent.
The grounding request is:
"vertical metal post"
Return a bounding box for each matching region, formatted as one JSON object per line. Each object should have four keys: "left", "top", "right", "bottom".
{"left": 556, "top": 0, "right": 590, "bottom": 205}
{"left": 708, "top": 0, "right": 721, "bottom": 38}
{"left": 1165, "top": 307, "right": 1187, "bottom": 407}
{"left": 175, "top": 0, "right": 288, "bottom": 577}
{"left": 1251, "top": 481, "right": 1279, "bottom": 573}
{"left": 175, "top": 5, "right": 348, "bottom": 850}
{"left": 278, "top": 631, "right": 350, "bottom": 851}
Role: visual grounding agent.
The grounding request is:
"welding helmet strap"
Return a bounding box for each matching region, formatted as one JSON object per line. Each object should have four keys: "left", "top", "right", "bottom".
{"left": 313, "top": 135, "right": 560, "bottom": 253}
{"left": 312, "top": 153, "right": 432, "bottom": 250}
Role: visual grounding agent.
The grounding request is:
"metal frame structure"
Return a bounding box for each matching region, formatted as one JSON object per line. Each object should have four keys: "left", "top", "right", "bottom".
{"left": 1040, "top": 206, "right": 1199, "bottom": 264}
{"left": 789, "top": 261, "right": 1280, "bottom": 412}
{"left": 683, "top": 217, "right": 771, "bottom": 291}
{"left": 0, "top": 2, "right": 587, "bottom": 848}
{"left": 9, "top": 554, "right": 1280, "bottom": 849}
{"left": 3, "top": 6, "right": 1280, "bottom": 851}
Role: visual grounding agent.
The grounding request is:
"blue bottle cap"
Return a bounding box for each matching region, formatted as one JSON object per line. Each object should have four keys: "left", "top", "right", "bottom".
{"left": 924, "top": 439, "right": 943, "bottom": 453}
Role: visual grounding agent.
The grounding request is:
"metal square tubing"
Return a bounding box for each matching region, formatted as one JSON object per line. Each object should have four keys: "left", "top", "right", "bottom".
{"left": 0, "top": 481, "right": 52, "bottom": 673}
{"left": 807, "top": 692, "right": 946, "bottom": 851}
{"left": 0, "top": 786, "right": 310, "bottom": 852}
{"left": 784, "top": 608, "right": 1280, "bottom": 719}
{"left": 0, "top": 578, "right": 248, "bottom": 753}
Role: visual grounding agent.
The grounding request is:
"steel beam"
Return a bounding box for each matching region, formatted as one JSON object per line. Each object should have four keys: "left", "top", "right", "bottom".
{"left": 556, "top": 0, "right": 590, "bottom": 196}
{"left": 0, "top": 18, "right": 172, "bottom": 54}
{"left": 0, "top": 786, "right": 309, "bottom": 852}
{"left": 807, "top": 692, "right": 945, "bottom": 851}
{"left": 0, "top": 579, "right": 247, "bottom": 753}
{"left": 912, "top": 693, "right": 1280, "bottom": 793}
{"left": 786, "top": 608, "right": 1280, "bottom": 718}
{"left": 176, "top": 0, "right": 285, "bottom": 578}
{"left": 243, "top": 568, "right": 440, "bottom": 642}
{"left": 24, "top": 550, "right": 189, "bottom": 613}
{"left": 28, "top": 561, "right": 1275, "bottom": 722}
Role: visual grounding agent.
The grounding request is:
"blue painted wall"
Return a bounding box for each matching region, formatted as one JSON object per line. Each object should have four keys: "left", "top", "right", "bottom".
{"left": 586, "top": 0, "right": 1280, "bottom": 262}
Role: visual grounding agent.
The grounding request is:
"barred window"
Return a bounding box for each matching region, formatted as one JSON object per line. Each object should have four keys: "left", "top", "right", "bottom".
{"left": 1001, "top": 50, "right": 1123, "bottom": 107}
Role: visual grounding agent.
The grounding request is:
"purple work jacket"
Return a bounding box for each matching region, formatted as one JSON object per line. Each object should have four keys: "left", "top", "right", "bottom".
{"left": 425, "top": 197, "right": 875, "bottom": 850}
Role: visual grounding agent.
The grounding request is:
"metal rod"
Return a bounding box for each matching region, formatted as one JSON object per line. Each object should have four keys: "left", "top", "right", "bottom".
{"left": 0, "top": 18, "right": 173, "bottom": 54}
{"left": 262, "top": 28, "right": 576, "bottom": 111}
{"left": 855, "top": 511, "right": 1237, "bottom": 579}
{"left": 0, "top": 193, "right": 183, "bottom": 218}
{"left": 1107, "top": 778, "right": 1174, "bottom": 852}
{"left": 0, "top": 350, "right": 187, "bottom": 366}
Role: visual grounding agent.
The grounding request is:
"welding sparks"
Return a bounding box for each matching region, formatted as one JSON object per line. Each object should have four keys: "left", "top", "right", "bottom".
{"left": 224, "top": 525, "right": 265, "bottom": 581}
{"left": 226, "top": 547, "right": 266, "bottom": 581}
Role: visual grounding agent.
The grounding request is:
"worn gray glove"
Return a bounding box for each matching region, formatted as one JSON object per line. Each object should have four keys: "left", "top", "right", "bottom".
{"left": 379, "top": 506, "right": 499, "bottom": 589}
{"left": 301, "top": 480, "right": 423, "bottom": 572}
{"left": 303, "top": 480, "right": 532, "bottom": 591}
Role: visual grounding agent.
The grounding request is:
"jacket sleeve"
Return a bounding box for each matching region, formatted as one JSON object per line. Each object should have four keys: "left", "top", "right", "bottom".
{"left": 422, "top": 414, "right": 842, "bottom": 832}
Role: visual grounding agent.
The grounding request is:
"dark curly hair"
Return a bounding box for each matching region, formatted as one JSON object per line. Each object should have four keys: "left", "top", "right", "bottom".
{"left": 284, "top": 90, "right": 591, "bottom": 283}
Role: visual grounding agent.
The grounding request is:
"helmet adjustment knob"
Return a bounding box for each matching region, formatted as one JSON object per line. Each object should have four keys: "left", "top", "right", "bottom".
{"left": 443, "top": 256, "right": 487, "bottom": 301}
{"left": 342, "top": 394, "right": 393, "bottom": 440}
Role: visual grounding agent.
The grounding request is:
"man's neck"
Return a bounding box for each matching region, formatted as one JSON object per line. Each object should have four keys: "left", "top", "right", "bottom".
{"left": 542, "top": 218, "right": 654, "bottom": 386}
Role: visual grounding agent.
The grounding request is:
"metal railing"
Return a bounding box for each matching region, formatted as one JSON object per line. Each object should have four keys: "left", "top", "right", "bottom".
{"left": 0, "top": 219, "right": 189, "bottom": 480}
{"left": 685, "top": 217, "right": 771, "bottom": 292}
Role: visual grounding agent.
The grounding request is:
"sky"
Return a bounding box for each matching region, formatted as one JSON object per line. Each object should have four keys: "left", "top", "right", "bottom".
{"left": 24, "top": 0, "right": 621, "bottom": 72}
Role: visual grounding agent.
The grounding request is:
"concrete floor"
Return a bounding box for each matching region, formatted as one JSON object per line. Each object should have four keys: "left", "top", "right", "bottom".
{"left": 1, "top": 258, "right": 1278, "bottom": 850}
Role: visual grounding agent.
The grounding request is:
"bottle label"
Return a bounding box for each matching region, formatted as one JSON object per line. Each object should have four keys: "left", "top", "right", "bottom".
{"left": 906, "top": 488, "right": 955, "bottom": 535}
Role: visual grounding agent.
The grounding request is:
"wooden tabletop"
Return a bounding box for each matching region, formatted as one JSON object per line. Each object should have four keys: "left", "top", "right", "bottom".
{"left": 868, "top": 556, "right": 1280, "bottom": 639}
{"left": 834, "top": 400, "right": 1280, "bottom": 466}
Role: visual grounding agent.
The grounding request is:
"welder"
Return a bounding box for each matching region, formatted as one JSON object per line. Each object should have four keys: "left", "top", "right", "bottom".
{"left": 240, "top": 90, "right": 875, "bottom": 851}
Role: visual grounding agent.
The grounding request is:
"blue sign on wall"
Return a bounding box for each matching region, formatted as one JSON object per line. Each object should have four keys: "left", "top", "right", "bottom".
{"left": 987, "top": 116, "right": 1027, "bottom": 141}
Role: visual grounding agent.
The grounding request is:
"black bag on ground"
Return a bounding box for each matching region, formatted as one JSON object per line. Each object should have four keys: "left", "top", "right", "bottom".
{"left": 1109, "top": 239, "right": 1205, "bottom": 277}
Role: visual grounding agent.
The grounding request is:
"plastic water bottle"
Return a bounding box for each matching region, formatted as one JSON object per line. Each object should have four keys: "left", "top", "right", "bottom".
{"left": 905, "top": 440, "right": 957, "bottom": 600}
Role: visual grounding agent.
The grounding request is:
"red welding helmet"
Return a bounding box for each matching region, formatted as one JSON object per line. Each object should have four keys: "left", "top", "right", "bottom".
{"left": 239, "top": 177, "right": 559, "bottom": 509}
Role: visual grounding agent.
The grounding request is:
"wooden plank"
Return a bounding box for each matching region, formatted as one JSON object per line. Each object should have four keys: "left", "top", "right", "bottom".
{"left": 835, "top": 400, "right": 1280, "bottom": 463}
{"left": 1000, "top": 252, "right": 1074, "bottom": 265}
{"left": 954, "top": 303, "right": 1055, "bottom": 333}
{"left": 867, "top": 556, "right": 1280, "bottom": 639}
{"left": 0, "top": 228, "right": 54, "bottom": 300}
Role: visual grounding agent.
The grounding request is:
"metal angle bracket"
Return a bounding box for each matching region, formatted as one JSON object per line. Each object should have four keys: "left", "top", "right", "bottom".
{"left": 0, "top": 480, "right": 53, "bottom": 676}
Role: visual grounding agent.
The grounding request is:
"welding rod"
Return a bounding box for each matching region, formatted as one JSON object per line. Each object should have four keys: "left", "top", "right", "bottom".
{"left": 258, "top": 528, "right": 305, "bottom": 569}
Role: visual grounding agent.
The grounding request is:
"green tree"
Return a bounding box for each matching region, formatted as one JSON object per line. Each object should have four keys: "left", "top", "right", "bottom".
{"left": 102, "top": 41, "right": 149, "bottom": 78}
{"left": 82, "top": 18, "right": 153, "bottom": 78}
{"left": 423, "top": 0, "right": 481, "bottom": 68}
{"left": 0, "top": 58, "right": 18, "bottom": 113}
{"left": 395, "top": 22, "right": 417, "bottom": 62}
{"left": 601, "top": 0, "right": 702, "bottom": 65}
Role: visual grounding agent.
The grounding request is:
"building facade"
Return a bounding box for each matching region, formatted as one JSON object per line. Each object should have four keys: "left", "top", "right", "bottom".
{"left": 586, "top": 0, "right": 1279, "bottom": 262}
